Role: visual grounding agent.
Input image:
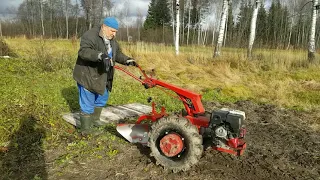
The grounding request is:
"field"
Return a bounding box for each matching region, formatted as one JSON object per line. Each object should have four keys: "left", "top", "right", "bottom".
{"left": 0, "top": 38, "right": 319, "bottom": 179}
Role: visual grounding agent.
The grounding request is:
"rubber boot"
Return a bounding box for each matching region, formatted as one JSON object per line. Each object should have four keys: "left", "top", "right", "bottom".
{"left": 79, "top": 113, "right": 102, "bottom": 136}
{"left": 92, "top": 107, "right": 106, "bottom": 127}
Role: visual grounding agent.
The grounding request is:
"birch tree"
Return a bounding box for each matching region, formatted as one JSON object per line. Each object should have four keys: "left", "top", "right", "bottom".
{"left": 247, "top": 0, "right": 261, "bottom": 59}
{"left": 75, "top": 0, "right": 79, "bottom": 37}
{"left": 136, "top": 8, "right": 143, "bottom": 41}
{"left": 39, "top": 0, "right": 45, "bottom": 37}
{"left": 171, "top": 0, "right": 175, "bottom": 45}
{"left": 0, "top": 19, "right": 2, "bottom": 37}
{"left": 124, "top": 0, "right": 130, "bottom": 42}
{"left": 308, "top": 0, "right": 318, "bottom": 62}
{"left": 65, "top": 0, "right": 70, "bottom": 39}
{"left": 186, "top": 0, "right": 191, "bottom": 46}
{"left": 175, "top": 1, "right": 180, "bottom": 55}
{"left": 214, "top": 0, "right": 229, "bottom": 57}
{"left": 81, "top": 0, "right": 93, "bottom": 29}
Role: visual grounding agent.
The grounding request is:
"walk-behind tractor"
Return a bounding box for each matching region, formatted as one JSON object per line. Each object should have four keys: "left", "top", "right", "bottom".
{"left": 116, "top": 65, "right": 246, "bottom": 172}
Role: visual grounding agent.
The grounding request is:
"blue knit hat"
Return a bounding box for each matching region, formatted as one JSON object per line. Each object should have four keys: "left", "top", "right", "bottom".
{"left": 103, "top": 17, "right": 119, "bottom": 30}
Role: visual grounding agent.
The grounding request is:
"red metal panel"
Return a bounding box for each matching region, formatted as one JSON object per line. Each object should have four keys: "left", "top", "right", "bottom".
{"left": 185, "top": 115, "right": 210, "bottom": 128}
{"left": 150, "top": 78, "right": 205, "bottom": 114}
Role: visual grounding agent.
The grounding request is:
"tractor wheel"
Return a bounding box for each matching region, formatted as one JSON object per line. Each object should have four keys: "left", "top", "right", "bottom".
{"left": 148, "top": 116, "right": 203, "bottom": 173}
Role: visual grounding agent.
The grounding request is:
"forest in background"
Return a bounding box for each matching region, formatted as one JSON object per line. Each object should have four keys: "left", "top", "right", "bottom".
{"left": 0, "top": 0, "right": 319, "bottom": 50}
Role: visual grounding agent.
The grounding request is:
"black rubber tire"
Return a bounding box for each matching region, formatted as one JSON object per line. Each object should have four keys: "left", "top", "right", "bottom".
{"left": 148, "top": 116, "right": 203, "bottom": 173}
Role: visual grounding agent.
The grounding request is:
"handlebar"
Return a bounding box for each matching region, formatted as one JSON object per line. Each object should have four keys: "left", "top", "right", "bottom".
{"left": 114, "top": 64, "right": 206, "bottom": 115}
{"left": 114, "top": 65, "right": 156, "bottom": 89}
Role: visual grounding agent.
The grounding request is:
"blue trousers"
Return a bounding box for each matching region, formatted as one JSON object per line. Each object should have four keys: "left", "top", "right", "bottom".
{"left": 77, "top": 83, "right": 109, "bottom": 114}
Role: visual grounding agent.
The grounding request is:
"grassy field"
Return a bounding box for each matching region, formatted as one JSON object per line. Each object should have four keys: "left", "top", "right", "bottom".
{"left": 0, "top": 38, "right": 319, "bottom": 179}
{"left": 0, "top": 38, "right": 319, "bottom": 145}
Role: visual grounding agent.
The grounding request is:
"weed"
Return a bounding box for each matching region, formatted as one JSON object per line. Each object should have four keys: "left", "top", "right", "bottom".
{"left": 106, "top": 145, "right": 118, "bottom": 157}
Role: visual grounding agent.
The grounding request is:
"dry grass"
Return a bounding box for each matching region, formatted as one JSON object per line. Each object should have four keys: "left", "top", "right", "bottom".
{"left": 121, "top": 41, "right": 320, "bottom": 110}
{"left": 4, "top": 38, "right": 320, "bottom": 111}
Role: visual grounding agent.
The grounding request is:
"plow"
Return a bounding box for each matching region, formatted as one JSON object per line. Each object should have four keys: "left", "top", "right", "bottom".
{"left": 115, "top": 65, "right": 247, "bottom": 172}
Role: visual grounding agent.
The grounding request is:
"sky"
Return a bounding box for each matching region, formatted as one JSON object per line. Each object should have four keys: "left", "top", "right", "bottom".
{"left": 0, "top": 0, "right": 22, "bottom": 14}
{"left": 0, "top": 0, "right": 151, "bottom": 17}
{"left": 112, "top": 0, "right": 150, "bottom": 16}
{"left": 0, "top": 0, "right": 276, "bottom": 27}
{"left": 112, "top": 0, "right": 150, "bottom": 25}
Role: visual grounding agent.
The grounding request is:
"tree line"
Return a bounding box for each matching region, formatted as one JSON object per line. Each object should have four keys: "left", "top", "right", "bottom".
{"left": 0, "top": 0, "right": 319, "bottom": 52}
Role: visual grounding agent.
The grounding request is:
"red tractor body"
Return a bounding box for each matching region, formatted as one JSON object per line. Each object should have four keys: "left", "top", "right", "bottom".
{"left": 115, "top": 65, "right": 246, "bottom": 172}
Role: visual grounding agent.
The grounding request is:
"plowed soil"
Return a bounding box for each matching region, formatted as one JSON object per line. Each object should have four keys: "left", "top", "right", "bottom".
{"left": 50, "top": 101, "right": 320, "bottom": 180}
{"left": 1, "top": 101, "right": 320, "bottom": 180}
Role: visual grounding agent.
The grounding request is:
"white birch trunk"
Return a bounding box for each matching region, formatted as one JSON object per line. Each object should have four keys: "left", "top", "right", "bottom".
{"left": 89, "top": 1, "right": 93, "bottom": 29}
{"left": 127, "top": 26, "right": 129, "bottom": 42}
{"left": 214, "top": 0, "right": 229, "bottom": 57}
{"left": 75, "top": 0, "right": 79, "bottom": 37}
{"left": 212, "top": 28, "right": 215, "bottom": 46}
{"left": 125, "top": 3, "right": 130, "bottom": 42}
{"left": 175, "top": 2, "right": 180, "bottom": 55}
{"left": 247, "top": 0, "right": 260, "bottom": 59}
{"left": 138, "top": 25, "right": 140, "bottom": 41}
{"left": 187, "top": 0, "right": 191, "bottom": 46}
{"left": 197, "top": 9, "right": 201, "bottom": 45}
{"left": 308, "top": 0, "right": 318, "bottom": 62}
{"left": 0, "top": 19, "right": 2, "bottom": 37}
{"left": 202, "top": 29, "right": 207, "bottom": 45}
{"left": 223, "top": 12, "right": 228, "bottom": 47}
{"left": 49, "top": 0, "right": 53, "bottom": 38}
{"left": 286, "top": 17, "right": 293, "bottom": 50}
{"left": 162, "top": 23, "right": 165, "bottom": 43}
{"left": 172, "top": 0, "right": 175, "bottom": 44}
{"left": 316, "top": 30, "right": 320, "bottom": 48}
{"left": 182, "top": 0, "right": 185, "bottom": 45}
{"left": 40, "top": 0, "right": 45, "bottom": 37}
{"left": 65, "top": 0, "right": 69, "bottom": 39}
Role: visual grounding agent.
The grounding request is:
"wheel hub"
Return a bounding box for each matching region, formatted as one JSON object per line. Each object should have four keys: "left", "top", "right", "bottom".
{"left": 159, "top": 133, "right": 184, "bottom": 157}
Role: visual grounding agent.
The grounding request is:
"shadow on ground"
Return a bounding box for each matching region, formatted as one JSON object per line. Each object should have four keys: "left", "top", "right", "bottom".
{"left": 0, "top": 116, "right": 47, "bottom": 180}
{"left": 61, "top": 86, "right": 79, "bottom": 112}
{"left": 104, "top": 123, "right": 156, "bottom": 164}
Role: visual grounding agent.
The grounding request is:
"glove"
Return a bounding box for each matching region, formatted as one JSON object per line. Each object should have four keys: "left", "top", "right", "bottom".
{"left": 100, "top": 53, "right": 113, "bottom": 71}
{"left": 126, "top": 59, "right": 138, "bottom": 67}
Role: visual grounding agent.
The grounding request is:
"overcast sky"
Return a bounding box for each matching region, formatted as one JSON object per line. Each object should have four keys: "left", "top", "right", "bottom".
{"left": 0, "top": 0, "right": 151, "bottom": 16}
{"left": 0, "top": 0, "right": 276, "bottom": 27}
{"left": 0, "top": 0, "right": 22, "bottom": 14}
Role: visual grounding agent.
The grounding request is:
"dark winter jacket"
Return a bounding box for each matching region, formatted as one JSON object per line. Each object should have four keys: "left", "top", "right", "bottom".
{"left": 73, "top": 26, "right": 130, "bottom": 95}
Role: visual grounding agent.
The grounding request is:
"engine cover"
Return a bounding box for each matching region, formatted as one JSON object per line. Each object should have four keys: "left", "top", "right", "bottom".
{"left": 210, "top": 108, "right": 245, "bottom": 137}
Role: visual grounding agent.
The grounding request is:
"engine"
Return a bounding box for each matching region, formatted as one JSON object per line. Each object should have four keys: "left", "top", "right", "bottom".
{"left": 210, "top": 108, "right": 245, "bottom": 138}
{"left": 201, "top": 108, "right": 246, "bottom": 154}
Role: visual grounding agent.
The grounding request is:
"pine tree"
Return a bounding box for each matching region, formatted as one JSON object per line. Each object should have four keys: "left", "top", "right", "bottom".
{"left": 267, "top": 0, "right": 283, "bottom": 48}
{"left": 256, "top": 1, "right": 267, "bottom": 47}
{"left": 235, "top": 0, "right": 253, "bottom": 47}
{"left": 144, "top": 0, "right": 157, "bottom": 29}
{"left": 226, "top": 1, "right": 234, "bottom": 46}
{"left": 144, "top": 0, "right": 171, "bottom": 29}
{"left": 190, "top": 0, "right": 199, "bottom": 27}
{"left": 154, "top": 0, "right": 171, "bottom": 27}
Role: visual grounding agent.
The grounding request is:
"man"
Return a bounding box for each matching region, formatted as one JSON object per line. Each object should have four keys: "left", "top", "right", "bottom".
{"left": 73, "top": 17, "right": 137, "bottom": 136}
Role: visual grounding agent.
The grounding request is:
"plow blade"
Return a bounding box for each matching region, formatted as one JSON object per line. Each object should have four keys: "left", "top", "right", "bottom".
{"left": 116, "top": 124, "right": 150, "bottom": 145}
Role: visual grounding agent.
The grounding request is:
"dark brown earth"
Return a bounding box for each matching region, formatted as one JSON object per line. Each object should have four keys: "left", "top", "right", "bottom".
{"left": 1, "top": 100, "right": 320, "bottom": 180}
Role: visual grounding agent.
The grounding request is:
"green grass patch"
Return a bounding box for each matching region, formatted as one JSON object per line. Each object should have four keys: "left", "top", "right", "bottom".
{"left": 294, "top": 90, "right": 320, "bottom": 106}
{"left": 202, "top": 85, "right": 253, "bottom": 103}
